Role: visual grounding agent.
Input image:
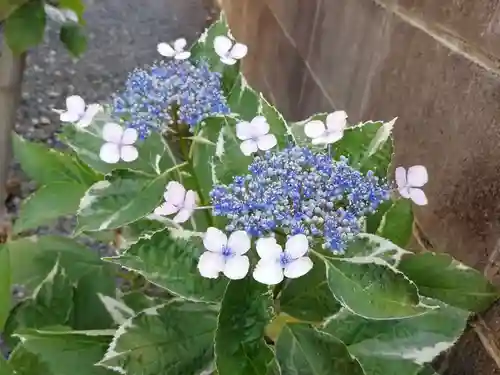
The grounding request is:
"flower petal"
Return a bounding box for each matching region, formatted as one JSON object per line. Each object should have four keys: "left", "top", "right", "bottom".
{"left": 253, "top": 259, "right": 284, "bottom": 285}
{"left": 395, "top": 167, "right": 407, "bottom": 189}
{"left": 157, "top": 42, "right": 175, "bottom": 57}
{"left": 120, "top": 145, "right": 139, "bottom": 162}
{"left": 164, "top": 181, "right": 186, "bottom": 206}
{"left": 183, "top": 190, "right": 197, "bottom": 210}
{"left": 223, "top": 255, "right": 249, "bottom": 280}
{"left": 315, "top": 131, "right": 344, "bottom": 145}
{"left": 173, "top": 208, "right": 194, "bottom": 223}
{"left": 407, "top": 165, "right": 428, "bottom": 187}
{"left": 77, "top": 104, "right": 101, "bottom": 128}
{"left": 284, "top": 257, "right": 313, "bottom": 279}
{"left": 121, "top": 128, "right": 138, "bottom": 145}
{"left": 240, "top": 139, "right": 258, "bottom": 156}
{"left": 203, "top": 227, "right": 227, "bottom": 253}
{"left": 60, "top": 111, "right": 81, "bottom": 123}
{"left": 154, "top": 202, "right": 179, "bottom": 216}
{"left": 398, "top": 186, "right": 411, "bottom": 199}
{"left": 220, "top": 56, "right": 237, "bottom": 65}
{"left": 173, "top": 38, "right": 187, "bottom": 52}
{"left": 304, "top": 120, "right": 326, "bottom": 139}
{"left": 102, "top": 122, "right": 124, "bottom": 143}
{"left": 174, "top": 51, "right": 191, "bottom": 60}
{"left": 257, "top": 134, "right": 277, "bottom": 151}
{"left": 229, "top": 43, "right": 248, "bottom": 59}
{"left": 255, "top": 237, "right": 283, "bottom": 260}
{"left": 227, "top": 231, "right": 251, "bottom": 255}
{"left": 99, "top": 143, "right": 120, "bottom": 164}
{"left": 214, "top": 35, "right": 232, "bottom": 57}
{"left": 285, "top": 234, "right": 309, "bottom": 258}
{"left": 409, "top": 188, "right": 428, "bottom": 206}
{"left": 326, "top": 111, "right": 347, "bottom": 132}
{"left": 236, "top": 121, "right": 252, "bottom": 140}
{"left": 198, "top": 252, "right": 225, "bottom": 279}
{"left": 61, "top": 8, "right": 78, "bottom": 23}
{"left": 66, "top": 95, "right": 85, "bottom": 115}
{"left": 250, "top": 116, "right": 270, "bottom": 137}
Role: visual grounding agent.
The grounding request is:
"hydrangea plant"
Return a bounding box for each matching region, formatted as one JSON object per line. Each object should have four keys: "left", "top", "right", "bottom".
{"left": 0, "top": 14, "right": 498, "bottom": 375}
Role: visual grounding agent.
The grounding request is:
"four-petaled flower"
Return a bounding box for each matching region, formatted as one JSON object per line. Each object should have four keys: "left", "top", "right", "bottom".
{"left": 99, "top": 123, "right": 139, "bottom": 164}
{"left": 236, "top": 116, "right": 277, "bottom": 156}
{"left": 213, "top": 35, "right": 248, "bottom": 65}
{"left": 157, "top": 38, "right": 191, "bottom": 60}
{"left": 154, "top": 181, "right": 197, "bottom": 223}
{"left": 56, "top": 95, "right": 101, "bottom": 129}
{"left": 304, "top": 110, "right": 347, "bottom": 145}
{"left": 198, "top": 228, "right": 250, "bottom": 280}
{"left": 395, "top": 165, "right": 428, "bottom": 206}
{"left": 253, "top": 234, "right": 313, "bottom": 285}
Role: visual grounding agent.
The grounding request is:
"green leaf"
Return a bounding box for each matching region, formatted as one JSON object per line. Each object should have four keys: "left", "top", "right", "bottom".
{"left": 8, "top": 345, "right": 51, "bottom": 375}
{"left": 59, "top": 0, "right": 85, "bottom": 21}
{"left": 0, "top": 356, "right": 14, "bottom": 375}
{"left": 60, "top": 25, "right": 87, "bottom": 57}
{"left": 343, "top": 234, "right": 411, "bottom": 266}
{"left": 4, "top": 0, "right": 46, "bottom": 53}
{"left": 97, "top": 292, "right": 160, "bottom": 326}
{"left": 14, "top": 182, "right": 87, "bottom": 233}
{"left": 98, "top": 301, "right": 217, "bottom": 375}
{"left": 279, "top": 259, "right": 341, "bottom": 322}
{"left": 104, "top": 229, "right": 228, "bottom": 302}
{"left": 215, "top": 279, "right": 274, "bottom": 375}
{"left": 275, "top": 323, "right": 365, "bottom": 375}
{"left": 375, "top": 199, "right": 414, "bottom": 247}
{"left": 6, "top": 235, "right": 116, "bottom": 329}
{"left": 12, "top": 133, "right": 99, "bottom": 186}
{"left": 0, "top": 245, "right": 11, "bottom": 329}
{"left": 325, "top": 257, "right": 430, "bottom": 319}
{"left": 14, "top": 329, "right": 114, "bottom": 375}
{"left": 76, "top": 170, "right": 169, "bottom": 233}
{"left": 322, "top": 300, "right": 468, "bottom": 375}
{"left": 59, "top": 110, "right": 171, "bottom": 177}
{"left": 3, "top": 261, "right": 74, "bottom": 347}
{"left": 398, "top": 252, "right": 499, "bottom": 312}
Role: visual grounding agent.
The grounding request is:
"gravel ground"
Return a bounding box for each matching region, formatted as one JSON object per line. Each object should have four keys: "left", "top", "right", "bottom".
{"left": 7, "top": 0, "right": 214, "bottom": 243}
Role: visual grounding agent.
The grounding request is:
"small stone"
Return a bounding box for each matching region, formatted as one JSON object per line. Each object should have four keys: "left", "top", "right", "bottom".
{"left": 39, "top": 116, "right": 51, "bottom": 125}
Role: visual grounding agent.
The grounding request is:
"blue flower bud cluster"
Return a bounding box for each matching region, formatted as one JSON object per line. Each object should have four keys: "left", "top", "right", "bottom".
{"left": 210, "top": 146, "right": 390, "bottom": 253}
{"left": 111, "top": 60, "right": 230, "bottom": 138}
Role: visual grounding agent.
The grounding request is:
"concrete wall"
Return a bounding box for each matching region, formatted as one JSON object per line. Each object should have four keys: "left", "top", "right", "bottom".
{"left": 220, "top": 0, "right": 500, "bottom": 374}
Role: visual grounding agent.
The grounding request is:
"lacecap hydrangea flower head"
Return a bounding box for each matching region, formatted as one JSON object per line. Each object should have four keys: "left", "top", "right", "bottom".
{"left": 210, "top": 146, "right": 391, "bottom": 254}
{"left": 111, "top": 59, "right": 230, "bottom": 139}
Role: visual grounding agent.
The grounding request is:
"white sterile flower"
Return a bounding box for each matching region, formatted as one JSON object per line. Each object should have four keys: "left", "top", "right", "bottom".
{"left": 213, "top": 35, "right": 248, "bottom": 65}
{"left": 253, "top": 234, "right": 313, "bottom": 285}
{"left": 154, "top": 181, "right": 197, "bottom": 223}
{"left": 236, "top": 116, "right": 277, "bottom": 156}
{"left": 198, "top": 228, "right": 251, "bottom": 280}
{"left": 395, "top": 165, "right": 429, "bottom": 206}
{"left": 157, "top": 38, "right": 191, "bottom": 60}
{"left": 56, "top": 95, "right": 102, "bottom": 129}
{"left": 99, "top": 123, "right": 139, "bottom": 164}
{"left": 44, "top": 4, "right": 78, "bottom": 24}
{"left": 304, "top": 110, "right": 348, "bottom": 145}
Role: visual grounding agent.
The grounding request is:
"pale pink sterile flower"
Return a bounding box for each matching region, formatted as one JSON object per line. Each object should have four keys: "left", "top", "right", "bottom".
{"left": 198, "top": 228, "right": 251, "bottom": 280}
{"left": 213, "top": 35, "right": 248, "bottom": 65}
{"left": 304, "top": 110, "right": 347, "bottom": 145}
{"left": 395, "top": 165, "right": 428, "bottom": 206}
{"left": 99, "top": 123, "right": 139, "bottom": 164}
{"left": 56, "top": 95, "right": 101, "bottom": 129}
{"left": 236, "top": 116, "right": 277, "bottom": 156}
{"left": 154, "top": 181, "right": 197, "bottom": 223}
{"left": 157, "top": 38, "right": 191, "bottom": 60}
{"left": 253, "top": 234, "right": 313, "bottom": 285}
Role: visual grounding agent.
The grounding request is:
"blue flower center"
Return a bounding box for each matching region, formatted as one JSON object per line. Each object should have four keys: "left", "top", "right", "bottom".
{"left": 221, "top": 245, "right": 234, "bottom": 259}
{"left": 279, "top": 252, "right": 292, "bottom": 267}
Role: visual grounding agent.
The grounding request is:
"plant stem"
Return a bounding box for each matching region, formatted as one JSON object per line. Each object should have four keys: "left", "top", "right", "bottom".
{"left": 0, "top": 35, "right": 26, "bottom": 241}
